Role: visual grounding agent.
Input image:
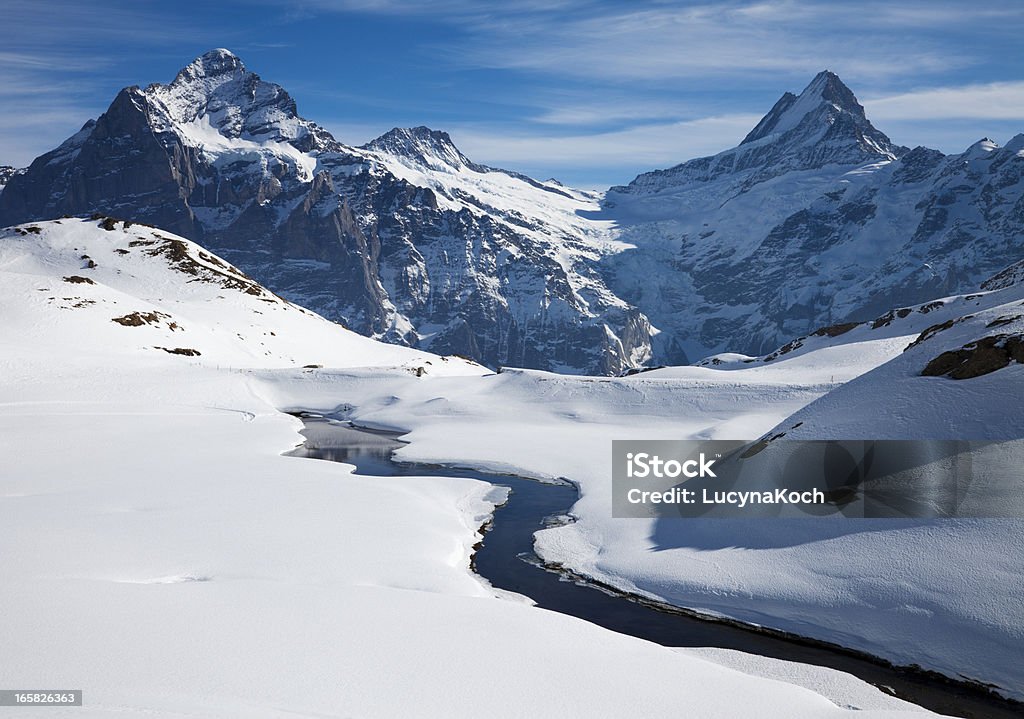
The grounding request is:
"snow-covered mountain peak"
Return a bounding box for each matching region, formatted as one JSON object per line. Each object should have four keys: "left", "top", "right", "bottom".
{"left": 742, "top": 70, "right": 853, "bottom": 144}
{"left": 1003, "top": 133, "right": 1024, "bottom": 154}
{"left": 804, "top": 69, "right": 862, "bottom": 111}
{"left": 173, "top": 48, "right": 246, "bottom": 84}
{"left": 599, "top": 69, "right": 1024, "bottom": 363}
{"left": 740, "top": 69, "right": 893, "bottom": 158}
{"left": 156, "top": 48, "right": 261, "bottom": 118}
{"left": 6, "top": 52, "right": 1021, "bottom": 377}
{"left": 964, "top": 137, "right": 1000, "bottom": 157}
{"left": 365, "top": 126, "right": 473, "bottom": 171}
{"left": 141, "top": 49, "right": 337, "bottom": 152}
{"left": 0, "top": 50, "right": 653, "bottom": 375}
{"left": 611, "top": 71, "right": 902, "bottom": 206}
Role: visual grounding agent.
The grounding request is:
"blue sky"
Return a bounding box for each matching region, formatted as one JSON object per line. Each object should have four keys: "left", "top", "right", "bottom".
{"left": 3, "top": 0, "right": 1024, "bottom": 187}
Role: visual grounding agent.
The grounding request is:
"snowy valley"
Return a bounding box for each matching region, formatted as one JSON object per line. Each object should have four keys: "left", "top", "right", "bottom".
{"left": 2, "top": 42, "right": 1024, "bottom": 719}
{"left": 1, "top": 217, "right": 974, "bottom": 717}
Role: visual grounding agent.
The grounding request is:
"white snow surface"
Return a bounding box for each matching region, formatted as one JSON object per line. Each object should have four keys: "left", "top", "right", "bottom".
{"left": 679, "top": 648, "right": 930, "bottom": 713}
{"left": 765, "top": 286, "right": 1024, "bottom": 441}
{"left": 261, "top": 300, "right": 1024, "bottom": 699}
{"left": 0, "top": 219, "right": 934, "bottom": 717}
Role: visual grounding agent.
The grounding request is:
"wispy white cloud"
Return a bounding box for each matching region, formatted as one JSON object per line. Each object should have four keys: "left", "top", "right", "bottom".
{"left": 521, "top": 91, "right": 698, "bottom": 127}
{"left": 532, "top": 104, "right": 686, "bottom": 126}
{"left": 0, "top": 2, "right": 228, "bottom": 167}
{"left": 283, "top": 0, "right": 590, "bottom": 16}
{"left": 450, "top": 3, "right": 976, "bottom": 83}
{"left": 279, "top": 0, "right": 1023, "bottom": 92}
{"left": 879, "top": 120, "right": 1024, "bottom": 155}
{"left": 4, "top": 0, "right": 1022, "bottom": 184}
{"left": 0, "top": 104, "right": 96, "bottom": 167}
{"left": 1, "top": 0, "right": 219, "bottom": 46}
{"left": 0, "top": 51, "right": 109, "bottom": 166}
{"left": 865, "top": 82, "right": 1024, "bottom": 121}
{"left": 866, "top": 2, "right": 1024, "bottom": 26}
{"left": 448, "top": 114, "right": 762, "bottom": 168}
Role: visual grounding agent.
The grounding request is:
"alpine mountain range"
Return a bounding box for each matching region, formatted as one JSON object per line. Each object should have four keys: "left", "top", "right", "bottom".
{"left": 2, "top": 49, "right": 1022, "bottom": 375}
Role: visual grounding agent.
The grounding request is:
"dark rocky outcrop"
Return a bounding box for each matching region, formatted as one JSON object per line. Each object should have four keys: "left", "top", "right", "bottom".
{"left": 922, "top": 334, "right": 1024, "bottom": 379}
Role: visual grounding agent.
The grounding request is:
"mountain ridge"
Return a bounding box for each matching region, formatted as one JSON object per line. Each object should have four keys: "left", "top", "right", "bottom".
{"left": 601, "top": 72, "right": 1022, "bottom": 361}
{"left": 0, "top": 50, "right": 652, "bottom": 376}
{"left": 610, "top": 70, "right": 904, "bottom": 201}
{"left": 2, "top": 50, "right": 1021, "bottom": 373}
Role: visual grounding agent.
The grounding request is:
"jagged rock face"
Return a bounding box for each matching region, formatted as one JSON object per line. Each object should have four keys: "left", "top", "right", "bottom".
{"left": 0, "top": 50, "right": 651, "bottom": 375}
{"left": 365, "top": 127, "right": 474, "bottom": 171}
{"left": 982, "top": 257, "right": 1024, "bottom": 291}
{"left": 602, "top": 74, "right": 1024, "bottom": 359}
{"left": 0, "top": 166, "right": 23, "bottom": 188}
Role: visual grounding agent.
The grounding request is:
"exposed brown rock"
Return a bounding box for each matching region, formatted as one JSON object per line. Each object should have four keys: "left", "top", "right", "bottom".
{"left": 871, "top": 307, "right": 912, "bottom": 329}
{"left": 905, "top": 316, "right": 974, "bottom": 351}
{"left": 112, "top": 311, "right": 169, "bottom": 327}
{"left": 922, "top": 334, "right": 1024, "bottom": 379}
{"left": 812, "top": 321, "right": 860, "bottom": 338}
{"left": 155, "top": 346, "right": 201, "bottom": 356}
{"left": 986, "top": 315, "right": 1020, "bottom": 329}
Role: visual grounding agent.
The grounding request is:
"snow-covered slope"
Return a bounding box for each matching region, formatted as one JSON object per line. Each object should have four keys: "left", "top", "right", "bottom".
{"left": 0, "top": 50, "right": 650, "bottom": 376}
{"left": 695, "top": 280, "right": 1024, "bottom": 372}
{"left": 0, "top": 217, "right": 936, "bottom": 717}
{"left": 265, "top": 282, "right": 1024, "bottom": 699}
{"left": 760, "top": 275, "right": 1024, "bottom": 441}
{"left": 982, "top": 256, "right": 1024, "bottom": 291}
{"left": 0, "top": 216, "right": 484, "bottom": 375}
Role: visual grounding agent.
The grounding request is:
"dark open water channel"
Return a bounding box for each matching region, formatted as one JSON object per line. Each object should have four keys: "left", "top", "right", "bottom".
{"left": 288, "top": 415, "right": 1022, "bottom": 719}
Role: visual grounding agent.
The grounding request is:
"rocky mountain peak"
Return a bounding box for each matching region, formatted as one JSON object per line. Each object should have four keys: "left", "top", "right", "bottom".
{"left": 139, "top": 49, "right": 336, "bottom": 151}
{"left": 611, "top": 71, "right": 902, "bottom": 201}
{"left": 965, "top": 137, "right": 999, "bottom": 153}
{"left": 365, "top": 126, "right": 473, "bottom": 170}
{"left": 1004, "top": 133, "right": 1024, "bottom": 154}
{"left": 803, "top": 70, "right": 863, "bottom": 114}
{"left": 173, "top": 48, "right": 247, "bottom": 85}
{"left": 740, "top": 69, "right": 888, "bottom": 155}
